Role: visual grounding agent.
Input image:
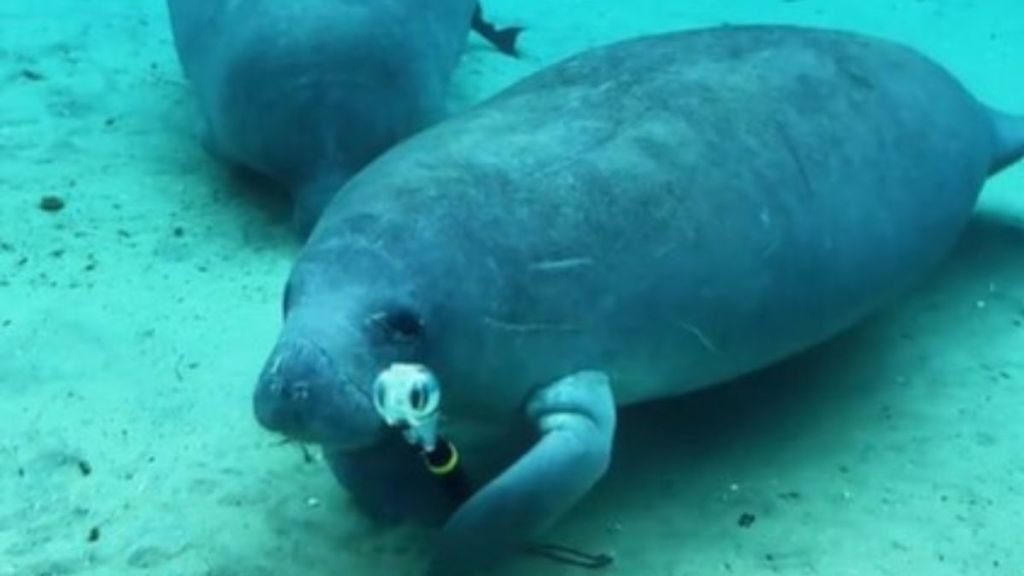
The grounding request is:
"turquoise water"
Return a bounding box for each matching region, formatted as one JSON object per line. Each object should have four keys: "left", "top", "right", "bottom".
{"left": 2, "top": 1, "right": 1023, "bottom": 575}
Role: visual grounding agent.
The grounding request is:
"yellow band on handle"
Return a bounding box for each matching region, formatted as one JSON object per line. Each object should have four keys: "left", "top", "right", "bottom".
{"left": 426, "top": 441, "right": 460, "bottom": 475}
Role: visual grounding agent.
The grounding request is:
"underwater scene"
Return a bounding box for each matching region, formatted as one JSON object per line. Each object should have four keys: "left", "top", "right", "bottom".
{"left": 2, "top": 0, "right": 1023, "bottom": 575}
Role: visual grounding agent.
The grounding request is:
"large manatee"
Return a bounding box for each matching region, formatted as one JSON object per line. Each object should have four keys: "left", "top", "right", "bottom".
{"left": 253, "top": 25, "right": 1024, "bottom": 575}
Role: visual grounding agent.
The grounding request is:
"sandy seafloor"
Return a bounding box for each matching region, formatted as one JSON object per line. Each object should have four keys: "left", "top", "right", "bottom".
{"left": 2, "top": 0, "right": 1023, "bottom": 574}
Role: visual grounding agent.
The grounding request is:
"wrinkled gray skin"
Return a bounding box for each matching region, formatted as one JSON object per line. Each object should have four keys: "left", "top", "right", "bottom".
{"left": 166, "top": 0, "right": 513, "bottom": 235}
{"left": 253, "top": 25, "right": 1024, "bottom": 575}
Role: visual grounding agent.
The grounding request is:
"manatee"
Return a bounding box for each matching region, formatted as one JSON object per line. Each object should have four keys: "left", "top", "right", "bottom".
{"left": 252, "top": 25, "right": 1024, "bottom": 575}
{"left": 166, "top": 0, "right": 521, "bottom": 235}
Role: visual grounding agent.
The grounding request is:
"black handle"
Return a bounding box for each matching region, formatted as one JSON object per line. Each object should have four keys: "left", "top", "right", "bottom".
{"left": 422, "top": 437, "right": 473, "bottom": 504}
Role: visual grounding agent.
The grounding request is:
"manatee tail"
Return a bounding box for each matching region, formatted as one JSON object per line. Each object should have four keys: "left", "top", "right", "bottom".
{"left": 472, "top": 3, "right": 524, "bottom": 58}
{"left": 988, "top": 108, "right": 1024, "bottom": 176}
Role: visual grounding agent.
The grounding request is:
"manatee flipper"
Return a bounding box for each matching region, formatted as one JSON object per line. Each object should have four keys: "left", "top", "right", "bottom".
{"left": 988, "top": 108, "right": 1024, "bottom": 175}
{"left": 429, "top": 371, "right": 616, "bottom": 576}
{"left": 471, "top": 3, "right": 523, "bottom": 57}
{"left": 325, "top": 430, "right": 456, "bottom": 526}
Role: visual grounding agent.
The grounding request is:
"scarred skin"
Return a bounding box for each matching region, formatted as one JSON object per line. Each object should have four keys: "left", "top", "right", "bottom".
{"left": 253, "top": 25, "right": 1024, "bottom": 576}
{"left": 166, "top": 0, "right": 521, "bottom": 235}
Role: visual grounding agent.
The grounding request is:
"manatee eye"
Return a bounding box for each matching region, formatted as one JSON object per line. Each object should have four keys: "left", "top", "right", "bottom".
{"left": 382, "top": 307, "right": 423, "bottom": 339}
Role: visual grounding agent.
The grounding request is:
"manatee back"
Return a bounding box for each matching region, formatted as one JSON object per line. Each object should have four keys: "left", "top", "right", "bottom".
{"left": 315, "top": 26, "right": 1000, "bottom": 408}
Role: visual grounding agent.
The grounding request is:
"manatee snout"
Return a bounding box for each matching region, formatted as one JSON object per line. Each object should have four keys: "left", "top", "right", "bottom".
{"left": 253, "top": 337, "right": 382, "bottom": 450}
